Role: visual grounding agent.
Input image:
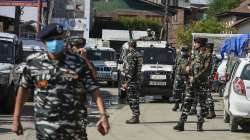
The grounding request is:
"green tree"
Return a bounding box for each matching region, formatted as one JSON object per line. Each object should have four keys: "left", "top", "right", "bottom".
{"left": 176, "top": 17, "right": 238, "bottom": 48}
{"left": 207, "top": 0, "right": 242, "bottom": 16}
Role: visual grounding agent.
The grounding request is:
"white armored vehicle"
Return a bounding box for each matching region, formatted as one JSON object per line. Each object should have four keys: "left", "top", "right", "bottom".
{"left": 118, "top": 41, "right": 176, "bottom": 101}
{"left": 0, "top": 32, "right": 23, "bottom": 113}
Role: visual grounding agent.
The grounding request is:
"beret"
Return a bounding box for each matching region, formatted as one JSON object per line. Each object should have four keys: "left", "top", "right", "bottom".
{"left": 37, "top": 23, "right": 64, "bottom": 41}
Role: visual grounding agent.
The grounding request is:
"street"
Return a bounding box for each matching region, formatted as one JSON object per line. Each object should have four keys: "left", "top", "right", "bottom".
{"left": 0, "top": 87, "right": 250, "bottom": 140}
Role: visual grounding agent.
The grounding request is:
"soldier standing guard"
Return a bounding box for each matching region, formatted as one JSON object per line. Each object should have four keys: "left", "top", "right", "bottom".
{"left": 12, "top": 23, "right": 110, "bottom": 140}
{"left": 205, "top": 43, "right": 216, "bottom": 119}
{"left": 122, "top": 41, "right": 143, "bottom": 124}
{"left": 174, "top": 38, "right": 211, "bottom": 132}
{"left": 172, "top": 47, "right": 189, "bottom": 111}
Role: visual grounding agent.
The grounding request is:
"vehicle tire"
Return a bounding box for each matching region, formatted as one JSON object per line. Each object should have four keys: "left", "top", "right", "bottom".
{"left": 107, "top": 81, "right": 114, "bottom": 87}
{"left": 162, "top": 95, "right": 170, "bottom": 102}
{"left": 3, "top": 84, "right": 17, "bottom": 114}
{"left": 224, "top": 111, "right": 230, "bottom": 123}
{"left": 229, "top": 117, "right": 238, "bottom": 132}
{"left": 239, "top": 123, "right": 250, "bottom": 131}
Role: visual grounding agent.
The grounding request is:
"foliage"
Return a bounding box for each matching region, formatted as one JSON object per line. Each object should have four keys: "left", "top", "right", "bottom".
{"left": 176, "top": 17, "right": 238, "bottom": 48}
{"left": 207, "top": 0, "right": 242, "bottom": 16}
{"left": 117, "top": 17, "right": 162, "bottom": 35}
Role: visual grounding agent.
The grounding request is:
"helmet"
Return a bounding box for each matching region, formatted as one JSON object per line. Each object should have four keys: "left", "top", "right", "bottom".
{"left": 194, "top": 37, "right": 207, "bottom": 47}
{"left": 129, "top": 40, "right": 137, "bottom": 48}
{"left": 70, "top": 36, "right": 86, "bottom": 47}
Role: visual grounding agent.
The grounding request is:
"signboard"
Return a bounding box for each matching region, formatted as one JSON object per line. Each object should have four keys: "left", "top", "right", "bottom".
{"left": 0, "top": 0, "right": 47, "bottom": 7}
{"left": 51, "top": 18, "right": 85, "bottom": 31}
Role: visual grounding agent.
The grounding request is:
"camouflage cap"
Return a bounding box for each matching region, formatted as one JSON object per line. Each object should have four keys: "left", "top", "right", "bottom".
{"left": 70, "top": 36, "right": 86, "bottom": 47}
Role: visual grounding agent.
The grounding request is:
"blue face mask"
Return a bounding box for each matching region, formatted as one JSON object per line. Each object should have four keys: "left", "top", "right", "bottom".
{"left": 46, "top": 40, "right": 65, "bottom": 54}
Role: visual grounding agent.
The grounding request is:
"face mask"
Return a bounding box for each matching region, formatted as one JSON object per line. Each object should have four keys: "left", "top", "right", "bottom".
{"left": 47, "top": 40, "right": 65, "bottom": 54}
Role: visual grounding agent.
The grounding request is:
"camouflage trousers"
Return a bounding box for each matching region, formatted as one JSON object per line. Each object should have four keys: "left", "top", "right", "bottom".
{"left": 180, "top": 83, "right": 207, "bottom": 122}
{"left": 206, "top": 91, "right": 215, "bottom": 111}
{"left": 172, "top": 75, "right": 187, "bottom": 103}
{"left": 126, "top": 84, "right": 140, "bottom": 117}
{"left": 35, "top": 106, "right": 88, "bottom": 140}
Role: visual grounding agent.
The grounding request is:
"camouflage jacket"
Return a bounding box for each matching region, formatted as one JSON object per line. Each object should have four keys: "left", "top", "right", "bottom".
{"left": 175, "top": 54, "right": 189, "bottom": 75}
{"left": 19, "top": 51, "right": 99, "bottom": 134}
{"left": 124, "top": 48, "right": 143, "bottom": 84}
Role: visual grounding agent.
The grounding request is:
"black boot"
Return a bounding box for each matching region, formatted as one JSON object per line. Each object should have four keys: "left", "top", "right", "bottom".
{"left": 197, "top": 122, "right": 204, "bottom": 132}
{"left": 126, "top": 116, "right": 140, "bottom": 124}
{"left": 172, "top": 103, "right": 179, "bottom": 111}
{"left": 173, "top": 120, "right": 185, "bottom": 131}
{"left": 206, "top": 111, "right": 216, "bottom": 119}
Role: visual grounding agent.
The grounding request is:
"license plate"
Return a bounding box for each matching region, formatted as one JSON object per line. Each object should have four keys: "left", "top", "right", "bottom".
{"left": 150, "top": 75, "right": 166, "bottom": 80}
{"left": 149, "top": 81, "right": 167, "bottom": 86}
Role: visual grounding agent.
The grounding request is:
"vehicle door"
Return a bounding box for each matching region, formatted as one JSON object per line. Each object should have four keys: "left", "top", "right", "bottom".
{"left": 224, "top": 61, "right": 240, "bottom": 110}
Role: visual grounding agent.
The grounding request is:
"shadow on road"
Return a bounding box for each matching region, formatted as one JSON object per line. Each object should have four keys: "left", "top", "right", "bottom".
{"left": 0, "top": 128, "right": 12, "bottom": 134}
{"left": 140, "top": 121, "right": 199, "bottom": 124}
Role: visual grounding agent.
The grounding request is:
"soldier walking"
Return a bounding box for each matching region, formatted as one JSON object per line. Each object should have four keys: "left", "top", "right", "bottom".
{"left": 172, "top": 47, "right": 189, "bottom": 111}
{"left": 174, "top": 38, "right": 211, "bottom": 131}
{"left": 12, "top": 24, "right": 110, "bottom": 140}
{"left": 122, "top": 41, "right": 143, "bottom": 124}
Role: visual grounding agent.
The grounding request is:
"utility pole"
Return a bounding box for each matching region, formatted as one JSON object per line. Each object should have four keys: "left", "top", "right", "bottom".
{"left": 164, "top": 0, "right": 169, "bottom": 42}
{"left": 37, "top": 0, "right": 43, "bottom": 32}
{"left": 14, "top": 6, "right": 21, "bottom": 36}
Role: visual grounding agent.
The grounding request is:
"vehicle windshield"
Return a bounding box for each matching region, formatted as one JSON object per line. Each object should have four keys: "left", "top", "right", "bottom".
{"left": 136, "top": 47, "right": 176, "bottom": 65}
{"left": 88, "top": 50, "right": 115, "bottom": 61}
{"left": 0, "top": 40, "right": 13, "bottom": 63}
{"left": 241, "top": 64, "right": 250, "bottom": 80}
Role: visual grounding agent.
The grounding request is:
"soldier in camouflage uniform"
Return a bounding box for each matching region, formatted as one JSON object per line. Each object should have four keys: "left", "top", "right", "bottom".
{"left": 139, "top": 28, "right": 156, "bottom": 41}
{"left": 12, "top": 24, "right": 110, "bottom": 140}
{"left": 205, "top": 43, "right": 216, "bottom": 119}
{"left": 122, "top": 41, "right": 143, "bottom": 124}
{"left": 174, "top": 38, "right": 211, "bottom": 132}
{"left": 172, "top": 47, "right": 189, "bottom": 111}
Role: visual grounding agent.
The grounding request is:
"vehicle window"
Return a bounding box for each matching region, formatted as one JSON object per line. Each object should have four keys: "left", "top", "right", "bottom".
{"left": 136, "top": 48, "right": 176, "bottom": 65}
{"left": 0, "top": 40, "right": 13, "bottom": 63}
{"left": 88, "top": 50, "right": 115, "bottom": 61}
{"left": 230, "top": 61, "right": 240, "bottom": 80}
{"left": 241, "top": 64, "right": 250, "bottom": 80}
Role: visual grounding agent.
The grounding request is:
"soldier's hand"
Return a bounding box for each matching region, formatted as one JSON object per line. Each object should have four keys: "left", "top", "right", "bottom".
{"left": 122, "top": 83, "right": 128, "bottom": 90}
{"left": 12, "top": 118, "right": 23, "bottom": 135}
{"left": 189, "top": 76, "right": 194, "bottom": 83}
{"left": 186, "top": 66, "right": 190, "bottom": 73}
{"left": 78, "top": 48, "right": 87, "bottom": 57}
{"left": 96, "top": 115, "right": 110, "bottom": 136}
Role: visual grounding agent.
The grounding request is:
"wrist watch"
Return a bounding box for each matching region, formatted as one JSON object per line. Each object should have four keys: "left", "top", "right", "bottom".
{"left": 100, "top": 113, "right": 110, "bottom": 118}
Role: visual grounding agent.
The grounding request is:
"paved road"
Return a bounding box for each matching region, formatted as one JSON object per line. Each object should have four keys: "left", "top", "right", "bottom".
{"left": 0, "top": 88, "right": 250, "bottom": 140}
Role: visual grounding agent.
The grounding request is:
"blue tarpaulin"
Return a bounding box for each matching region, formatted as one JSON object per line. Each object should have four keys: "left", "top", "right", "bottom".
{"left": 220, "top": 33, "right": 250, "bottom": 59}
